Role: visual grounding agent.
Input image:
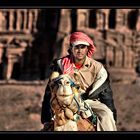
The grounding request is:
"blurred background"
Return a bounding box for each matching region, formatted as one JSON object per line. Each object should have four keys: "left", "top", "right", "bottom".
{"left": 0, "top": 8, "right": 140, "bottom": 131}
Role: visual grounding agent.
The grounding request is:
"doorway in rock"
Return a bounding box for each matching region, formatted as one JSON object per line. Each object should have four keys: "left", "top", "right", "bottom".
{"left": 11, "top": 62, "right": 21, "bottom": 80}
{"left": 0, "top": 63, "right": 4, "bottom": 80}
{"left": 136, "top": 62, "right": 140, "bottom": 76}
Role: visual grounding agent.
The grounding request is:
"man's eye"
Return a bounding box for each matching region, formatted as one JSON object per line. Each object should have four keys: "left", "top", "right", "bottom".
{"left": 74, "top": 45, "right": 87, "bottom": 49}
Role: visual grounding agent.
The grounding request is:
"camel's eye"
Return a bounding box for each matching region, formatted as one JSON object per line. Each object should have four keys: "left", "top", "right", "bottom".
{"left": 66, "top": 81, "right": 70, "bottom": 84}
{"left": 65, "top": 81, "right": 70, "bottom": 85}
{"left": 74, "top": 84, "right": 80, "bottom": 90}
{"left": 76, "top": 85, "right": 80, "bottom": 90}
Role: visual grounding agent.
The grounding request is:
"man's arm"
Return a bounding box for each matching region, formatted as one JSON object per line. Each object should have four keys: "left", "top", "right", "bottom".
{"left": 98, "top": 81, "right": 117, "bottom": 122}
{"left": 87, "top": 66, "right": 117, "bottom": 122}
{"left": 89, "top": 66, "right": 108, "bottom": 96}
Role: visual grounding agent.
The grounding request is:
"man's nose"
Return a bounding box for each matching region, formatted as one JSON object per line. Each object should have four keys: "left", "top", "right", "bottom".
{"left": 77, "top": 47, "right": 82, "bottom": 50}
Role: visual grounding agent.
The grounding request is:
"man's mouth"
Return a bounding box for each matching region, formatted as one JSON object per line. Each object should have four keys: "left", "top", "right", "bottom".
{"left": 77, "top": 53, "right": 83, "bottom": 57}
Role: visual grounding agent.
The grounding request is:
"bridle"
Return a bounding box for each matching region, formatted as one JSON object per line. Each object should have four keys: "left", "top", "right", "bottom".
{"left": 50, "top": 75, "right": 81, "bottom": 115}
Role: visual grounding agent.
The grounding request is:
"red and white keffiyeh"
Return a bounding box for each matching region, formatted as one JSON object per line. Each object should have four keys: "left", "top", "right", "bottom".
{"left": 62, "top": 31, "right": 96, "bottom": 74}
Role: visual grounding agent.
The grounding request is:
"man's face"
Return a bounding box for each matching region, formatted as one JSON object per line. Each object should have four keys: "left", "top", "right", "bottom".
{"left": 71, "top": 44, "right": 89, "bottom": 61}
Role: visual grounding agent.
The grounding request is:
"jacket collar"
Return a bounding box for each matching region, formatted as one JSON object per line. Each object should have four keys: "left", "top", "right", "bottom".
{"left": 73, "top": 56, "right": 91, "bottom": 69}
{"left": 83, "top": 56, "right": 91, "bottom": 68}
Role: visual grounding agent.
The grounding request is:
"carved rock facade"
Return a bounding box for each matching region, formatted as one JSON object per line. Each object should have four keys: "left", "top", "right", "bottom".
{"left": 0, "top": 9, "right": 140, "bottom": 82}
{"left": 0, "top": 9, "right": 39, "bottom": 80}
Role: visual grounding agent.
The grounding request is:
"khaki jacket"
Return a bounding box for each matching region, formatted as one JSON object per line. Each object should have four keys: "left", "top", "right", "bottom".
{"left": 57, "top": 56, "right": 103, "bottom": 92}
{"left": 41, "top": 55, "right": 117, "bottom": 124}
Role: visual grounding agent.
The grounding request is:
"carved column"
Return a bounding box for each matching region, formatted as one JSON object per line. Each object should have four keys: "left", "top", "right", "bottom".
{"left": 27, "top": 10, "right": 33, "bottom": 32}
{"left": 123, "top": 47, "right": 134, "bottom": 68}
{"left": 16, "top": 10, "right": 22, "bottom": 31}
{"left": 104, "top": 10, "right": 110, "bottom": 30}
{"left": 98, "top": 9, "right": 110, "bottom": 30}
{"left": 58, "top": 9, "right": 72, "bottom": 34}
{"left": 77, "top": 9, "right": 89, "bottom": 30}
{"left": 3, "top": 54, "right": 14, "bottom": 80}
{"left": 3, "top": 47, "right": 26, "bottom": 80}
{"left": 0, "top": 43, "right": 4, "bottom": 64}
{"left": 116, "top": 10, "right": 124, "bottom": 30}
{"left": 23, "top": 10, "right": 28, "bottom": 32}
{"left": 114, "top": 48, "right": 123, "bottom": 67}
{"left": 32, "top": 9, "right": 39, "bottom": 32}
{"left": 136, "top": 10, "right": 140, "bottom": 31}
{"left": 0, "top": 10, "right": 6, "bottom": 32}
{"left": 9, "top": 9, "right": 14, "bottom": 31}
{"left": 96, "top": 11, "right": 104, "bottom": 30}
{"left": 0, "top": 11, "right": 3, "bottom": 31}
{"left": 106, "top": 46, "right": 114, "bottom": 67}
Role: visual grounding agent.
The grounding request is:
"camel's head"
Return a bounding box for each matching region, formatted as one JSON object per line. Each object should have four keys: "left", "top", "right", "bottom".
{"left": 49, "top": 72, "right": 76, "bottom": 106}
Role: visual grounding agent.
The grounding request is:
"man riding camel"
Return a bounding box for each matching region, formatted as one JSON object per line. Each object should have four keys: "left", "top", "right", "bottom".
{"left": 41, "top": 31, "right": 117, "bottom": 131}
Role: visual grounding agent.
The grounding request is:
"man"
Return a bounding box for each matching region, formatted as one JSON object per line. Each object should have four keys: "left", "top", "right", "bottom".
{"left": 41, "top": 31, "right": 117, "bottom": 131}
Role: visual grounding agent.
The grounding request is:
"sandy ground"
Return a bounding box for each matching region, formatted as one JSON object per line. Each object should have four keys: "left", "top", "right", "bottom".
{"left": 0, "top": 79, "right": 140, "bottom": 131}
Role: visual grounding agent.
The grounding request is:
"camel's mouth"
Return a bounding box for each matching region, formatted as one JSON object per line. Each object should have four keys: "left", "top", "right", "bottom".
{"left": 56, "top": 87, "right": 74, "bottom": 97}
{"left": 57, "top": 94, "right": 74, "bottom": 102}
{"left": 59, "top": 93, "right": 73, "bottom": 96}
{"left": 57, "top": 94, "right": 74, "bottom": 98}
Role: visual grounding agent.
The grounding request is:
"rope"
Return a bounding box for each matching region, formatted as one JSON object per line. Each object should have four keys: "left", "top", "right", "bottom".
{"left": 73, "top": 96, "right": 81, "bottom": 114}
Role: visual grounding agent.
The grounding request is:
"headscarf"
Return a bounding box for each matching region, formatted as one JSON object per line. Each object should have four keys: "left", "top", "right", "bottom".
{"left": 62, "top": 31, "right": 96, "bottom": 74}
{"left": 70, "top": 31, "right": 96, "bottom": 58}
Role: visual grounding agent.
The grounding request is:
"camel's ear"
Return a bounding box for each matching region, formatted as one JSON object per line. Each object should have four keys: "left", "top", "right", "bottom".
{"left": 50, "top": 71, "right": 60, "bottom": 81}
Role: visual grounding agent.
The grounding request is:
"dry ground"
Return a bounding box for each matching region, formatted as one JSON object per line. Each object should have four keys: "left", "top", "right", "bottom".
{"left": 0, "top": 79, "right": 140, "bottom": 131}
